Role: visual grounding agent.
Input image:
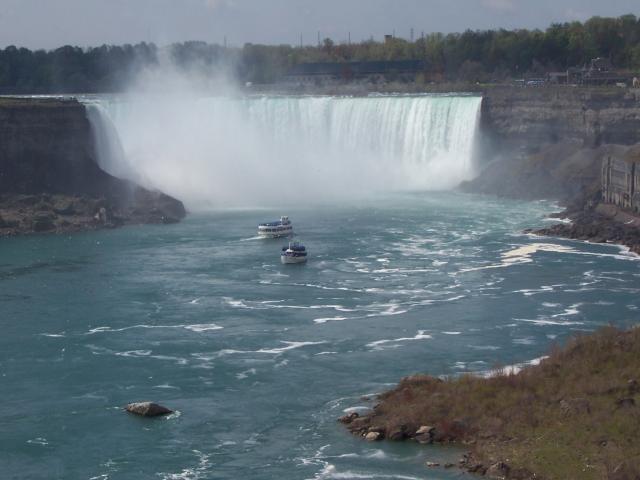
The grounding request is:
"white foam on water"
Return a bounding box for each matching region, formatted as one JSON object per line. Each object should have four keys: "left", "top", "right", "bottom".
{"left": 26, "top": 437, "right": 49, "bottom": 446}
{"left": 257, "top": 341, "right": 327, "bottom": 355}
{"left": 458, "top": 243, "right": 579, "bottom": 273}
{"left": 236, "top": 368, "right": 257, "bottom": 380}
{"left": 365, "top": 303, "right": 409, "bottom": 318}
{"left": 150, "top": 355, "right": 189, "bottom": 365}
{"left": 115, "top": 350, "right": 152, "bottom": 357}
{"left": 314, "top": 316, "right": 349, "bottom": 324}
{"left": 183, "top": 324, "right": 224, "bottom": 332}
{"left": 334, "top": 450, "right": 387, "bottom": 460}
{"left": 86, "top": 323, "right": 223, "bottom": 334}
{"left": 275, "top": 359, "right": 289, "bottom": 368}
{"left": 517, "top": 318, "right": 584, "bottom": 326}
{"left": 512, "top": 285, "right": 556, "bottom": 297}
{"left": 159, "top": 450, "right": 211, "bottom": 480}
{"left": 193, "top": 349, "right": 249, "bottom": 360}
{"left": 153, "top": 384, "right": 181, "bottom": 390}
{"left": 551, "top": 303, "right": 582, "bottom": 317}
{"left": 482, "top": 356, "right": 549, "bottom": 377}
{"left": 367, "top": 330, "right": 432, "bottom": 350}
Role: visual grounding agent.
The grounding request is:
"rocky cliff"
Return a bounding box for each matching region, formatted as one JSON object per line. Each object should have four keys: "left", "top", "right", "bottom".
{"left": 0, "top": 97, "right": 185, "bottom": 235}
{"left": 464, "top": 87, "right": 640, "bottom": 201}
{"left": 479, "top": 86, "right": 640, "bottom": 154}
{"left": 464, "top": 87, "right": 640, "bottom": 254}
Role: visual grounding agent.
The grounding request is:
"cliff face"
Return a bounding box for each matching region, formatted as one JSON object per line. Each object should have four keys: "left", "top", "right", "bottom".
{"left": 0, "top": 97, "right": 185, "bottom": 235}
{"left": 0, "top": 98, "right": 109, "bottom": 195}
{"left": 480, "top": 87, "right": 640, "bottom": 153}
{"left": 462, "top": 87, "right": 640, "bottom": 204}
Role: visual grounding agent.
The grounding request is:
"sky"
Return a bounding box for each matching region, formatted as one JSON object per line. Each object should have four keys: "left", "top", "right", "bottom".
{"left": 0, "top": 0, "right": 638, "bottom": 50}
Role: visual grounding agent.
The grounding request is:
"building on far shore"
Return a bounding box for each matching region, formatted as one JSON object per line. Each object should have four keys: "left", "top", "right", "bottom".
{"left": 602, "top": 146, "right": 640, "bottom": 212}
{"left": 283, "top": 60, "right": 425, "bottom": 86}
{"left": 549, "top": 58, "right": 631, "bottom": 86}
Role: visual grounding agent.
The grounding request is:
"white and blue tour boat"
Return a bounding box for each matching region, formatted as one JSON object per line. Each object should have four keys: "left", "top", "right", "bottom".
{"left": 281, "top": 241, "right": 308, "bottom": 264}
{"left": 258, "top": 216, "right": 293, "bottom": 238}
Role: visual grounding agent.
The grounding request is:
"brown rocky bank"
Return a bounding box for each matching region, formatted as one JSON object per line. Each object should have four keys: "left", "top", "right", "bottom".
{"left": 461, "top": 141, "right": 640, "bottom": 253}
{"left": 463, "top": 86, "right": 640, "bottom": 252}
{"left": 340, "top": 326, "right": 640, "bottom": 480}
{"left": 0, "top": 97, "right": 186, "bottom": 236}
{"left": 347, "top": 88, "right": 640, "bottom": 479}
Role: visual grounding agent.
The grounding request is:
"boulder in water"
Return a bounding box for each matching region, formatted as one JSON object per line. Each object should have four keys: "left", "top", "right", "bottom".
{"left": 365, "top": 431, "right": 381, "bottom": 442}
{"left": 125, "top": 402, "right": 173, "bottom": 417}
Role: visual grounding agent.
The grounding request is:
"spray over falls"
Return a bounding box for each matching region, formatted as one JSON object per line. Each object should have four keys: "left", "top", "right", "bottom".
{"left": 86, "top": 95, "right": 482, "bottom": 210}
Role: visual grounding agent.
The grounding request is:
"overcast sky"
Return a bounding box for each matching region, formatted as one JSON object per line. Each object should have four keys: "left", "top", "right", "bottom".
{"left": 0, "top": 0, "right": 638, "bottom": 50}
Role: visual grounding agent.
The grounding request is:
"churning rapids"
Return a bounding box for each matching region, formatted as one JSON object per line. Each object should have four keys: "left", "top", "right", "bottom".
{"left": 1, "top": 95, "right": 639, "bottom": 480}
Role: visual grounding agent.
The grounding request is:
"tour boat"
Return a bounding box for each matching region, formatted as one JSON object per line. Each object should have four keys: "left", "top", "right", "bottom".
{"left": 258, "top": 216, "right": 293, "bottom": 238}
{"left": 281, "top": 241, "right": 308, "bottom": 264}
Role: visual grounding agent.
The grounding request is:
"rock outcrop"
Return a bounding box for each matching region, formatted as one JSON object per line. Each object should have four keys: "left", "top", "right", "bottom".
{"left": 125, "top": 402, "right": 173, "bottom": 417}
{"left": 461, "top": 142, "right": 627, "bottom": 202}
{"left": 461, "top": 88, "right": 640, "bottom": 254}
{"left": 0, "top": 97, "right": 186, "bottom": 236}
{"left": 479, "top": 86, "right": 640, "bottom": 155}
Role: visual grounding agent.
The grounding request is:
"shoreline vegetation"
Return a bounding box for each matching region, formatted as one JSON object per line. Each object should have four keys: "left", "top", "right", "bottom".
{"left": 340, "top": 326, "right": 640, "bottom": 479}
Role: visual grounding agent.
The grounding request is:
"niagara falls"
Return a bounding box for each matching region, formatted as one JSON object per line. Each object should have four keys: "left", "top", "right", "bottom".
{"left": 2, "top": 3, "right": 640, "bottom": 480}
{"left": 86, "top": 94, "right": 482, "bottom": 209}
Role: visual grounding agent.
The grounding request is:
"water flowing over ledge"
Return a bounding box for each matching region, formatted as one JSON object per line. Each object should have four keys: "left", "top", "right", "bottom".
{"left": 84, "top": 95, "right": 482, "bottom": 210}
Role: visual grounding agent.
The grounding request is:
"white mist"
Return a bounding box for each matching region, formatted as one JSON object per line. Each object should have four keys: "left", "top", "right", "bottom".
{"left": 86, "top": 92, "right": 481, "bottom": 211}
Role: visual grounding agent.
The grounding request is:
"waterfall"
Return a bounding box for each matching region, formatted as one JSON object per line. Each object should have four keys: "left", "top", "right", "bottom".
{"left": 84, "top": 95, "right": 482, "bottom": 210}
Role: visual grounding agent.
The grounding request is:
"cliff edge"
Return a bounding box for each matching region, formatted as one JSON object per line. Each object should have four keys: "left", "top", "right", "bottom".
{"left": 0, "top": 97, "right": 186, "bottom": 236}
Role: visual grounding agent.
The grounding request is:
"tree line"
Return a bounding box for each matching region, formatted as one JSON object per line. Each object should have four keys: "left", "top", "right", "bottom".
{"left": 1, "top": 14, "right": 639, "bottom": 92}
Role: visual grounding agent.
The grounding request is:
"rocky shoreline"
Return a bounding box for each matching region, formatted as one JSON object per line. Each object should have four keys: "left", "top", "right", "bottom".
{"left": 345, "top": 141, "right": 640, "bottom": 478}
{"left": 0, "top": 190, "right": 186, "bottom": 237}
{"left": 530, "top": 203, "right": 640, "bottom": 255}
{"left": 460, "top": 140, "right": 640, "bottom": 255}
{"left": 339, "top": 327, "right": 640, "bottom": 479}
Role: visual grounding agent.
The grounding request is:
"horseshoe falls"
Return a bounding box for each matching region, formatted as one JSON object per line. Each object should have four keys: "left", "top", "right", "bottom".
{"left": 85, "top": 95, "right": 482, "bottom": 209}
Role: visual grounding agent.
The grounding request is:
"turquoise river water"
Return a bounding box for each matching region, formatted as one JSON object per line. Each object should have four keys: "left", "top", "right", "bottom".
{"left": 1, "top": 192, "right": 639, "bottom": 479}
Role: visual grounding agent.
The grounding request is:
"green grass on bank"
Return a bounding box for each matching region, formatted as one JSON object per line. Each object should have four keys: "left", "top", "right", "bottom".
{"left": 365, "top": 326, "right": 640, "bottom": 479}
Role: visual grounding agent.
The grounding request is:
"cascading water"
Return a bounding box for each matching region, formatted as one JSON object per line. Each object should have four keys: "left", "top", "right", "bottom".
{"left": 84, "top": 95, "right": 482, "bottom": 210}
